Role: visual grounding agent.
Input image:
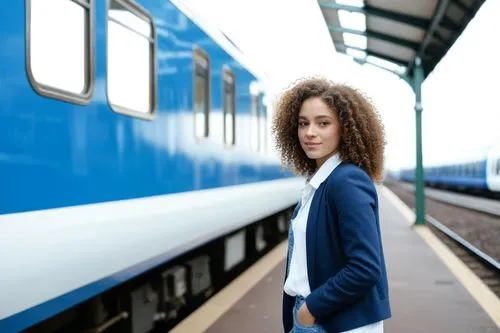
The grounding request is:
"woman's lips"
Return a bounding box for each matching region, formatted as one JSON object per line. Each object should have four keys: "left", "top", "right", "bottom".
{"left": 305, "top": 142, "right": 321, "bottom": 149}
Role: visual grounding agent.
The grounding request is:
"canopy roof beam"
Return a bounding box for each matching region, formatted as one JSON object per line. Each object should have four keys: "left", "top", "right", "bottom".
{"left": 320, "top": 3, "right": 431, "bottom": 30}
{"left": 335, "top": 42, "right": 409, "bottom": 67}
{"left": 452, "top": 0, "right": 474, "bottom": 17}
{"left": 433, "top": 31, "right": 452, "bottom": 46}
{"left": 441, "top": 15, "right": 461, "bottom": 31}
{"left": 328, "top": 25, "right": 420, "bottom": 51}
{"left": 409, "top": 0, "right": 451, "bottom": 73}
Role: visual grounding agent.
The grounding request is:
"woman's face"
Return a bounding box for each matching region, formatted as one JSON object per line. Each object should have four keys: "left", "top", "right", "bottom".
{"left": 298, "top": 97, "right": 341, "bottom": 168}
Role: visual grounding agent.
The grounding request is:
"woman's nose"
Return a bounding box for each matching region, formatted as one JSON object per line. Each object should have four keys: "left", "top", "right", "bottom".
{"left": 306, "top": 125, "right": 317, "bottom": 136}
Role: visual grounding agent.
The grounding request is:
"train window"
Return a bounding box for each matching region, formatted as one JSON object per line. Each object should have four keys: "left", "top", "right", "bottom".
{"left": 223, "top": 67, "right": 235, "bottom": 146}
{"left": 194, "top": 47, "right": 210, "bottom": 138}
{"left": 107, "top": 0, "right": 157, "bottom": 119}
{"left": 27, "top": 0, "right": 94, "bottom": 104}
{"left": 496, "top": 159, "right": 500, "bottom": 175}
{"left": 251, "top": 95, "right": 260, "bottom": 151}
{"left": 250, "top": 82, "right": 260, "bottom": 152}
{"left": 261, "top": 100, "right": 268, "bottom": 153}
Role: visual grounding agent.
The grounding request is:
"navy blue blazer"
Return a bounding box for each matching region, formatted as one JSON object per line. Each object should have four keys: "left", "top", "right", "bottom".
{"left": 282, "top": 163, "right": 391, "bottom": 333}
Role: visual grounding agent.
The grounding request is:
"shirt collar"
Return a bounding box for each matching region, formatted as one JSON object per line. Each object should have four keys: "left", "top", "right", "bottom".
{"left": 308, "top": 152, "right": 342, "bottom": 189}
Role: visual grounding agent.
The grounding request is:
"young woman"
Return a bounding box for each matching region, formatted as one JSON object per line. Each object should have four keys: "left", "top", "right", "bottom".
{"left": 272, "top": 77, "right": 391, "bottom": 333}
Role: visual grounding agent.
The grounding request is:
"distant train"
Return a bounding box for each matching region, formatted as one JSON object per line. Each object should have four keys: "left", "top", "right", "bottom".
{"left": 397, "top": 144, "right": 500, "bottom": 196}
{"left": 0, "top": 1, "right": 303, "bottom": 333}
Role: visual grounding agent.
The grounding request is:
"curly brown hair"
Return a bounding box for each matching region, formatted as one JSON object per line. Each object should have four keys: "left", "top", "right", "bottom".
{"left": 272, "top": 77, "right": 386, "bottom": 182}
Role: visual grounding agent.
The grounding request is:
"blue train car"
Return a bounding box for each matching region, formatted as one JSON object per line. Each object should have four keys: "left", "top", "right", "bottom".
{"left": 0, "top": 1, "right": 303, "bottom": 332}
{"left": 397, "top": 144, "right": 500, "bottom": 196}
{"left": 423, "top": 160, "right": 487, "bottom": 191}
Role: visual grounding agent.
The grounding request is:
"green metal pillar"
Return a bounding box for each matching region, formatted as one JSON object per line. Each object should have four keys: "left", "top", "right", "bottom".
{"left": 412, "top": 57, "right": 425, "bottom": 225}
{"left": 352, "top": 55, "right": 427, "bottom": 225}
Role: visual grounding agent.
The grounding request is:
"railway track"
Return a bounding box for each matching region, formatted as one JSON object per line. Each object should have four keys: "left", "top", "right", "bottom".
{"left": 385, "top": 181, "right": 500, "bottom": 299}
{"left": 425, "top": 214, "right": 500, "bottom": 298}
{"left": 392, "top": 181, "right": 500, "bottom": 217}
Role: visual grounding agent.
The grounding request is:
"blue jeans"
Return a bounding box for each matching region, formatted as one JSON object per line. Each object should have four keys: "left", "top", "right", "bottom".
{"left": 290, "top": 296, "right": 326, "bottom": 333}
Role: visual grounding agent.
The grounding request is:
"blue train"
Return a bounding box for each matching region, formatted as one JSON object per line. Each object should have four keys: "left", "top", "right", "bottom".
{"left": 0, "top": 1, "right": 303, "bottom": 332}
{"left": 397, "top": 144, "right": 500, "bottom": 196}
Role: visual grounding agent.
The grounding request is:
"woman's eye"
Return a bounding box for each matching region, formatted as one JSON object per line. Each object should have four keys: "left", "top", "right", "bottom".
{"left": 319, "top": 122, "right": 329, "bottom": 126}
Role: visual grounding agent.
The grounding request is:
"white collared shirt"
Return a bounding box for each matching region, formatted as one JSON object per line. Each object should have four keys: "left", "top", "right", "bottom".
{"left": 284, "top": 152, "right": 342, "bottom": 297}
{"left": 283, "top": 153, "right": 384, "bottom": 333}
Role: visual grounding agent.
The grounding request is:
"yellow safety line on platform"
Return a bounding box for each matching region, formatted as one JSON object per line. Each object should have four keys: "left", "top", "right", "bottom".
{"left": 378, "top": 185, "right": 414, "bottom": 225}
{"left": 170, "top": 241, "right": 288, "bottom": 333}
{"left": 381, "top": 185, "right": 500, "bottom": 329}
{"left": 414, "top": 225, "right": 500, "bottom": 327}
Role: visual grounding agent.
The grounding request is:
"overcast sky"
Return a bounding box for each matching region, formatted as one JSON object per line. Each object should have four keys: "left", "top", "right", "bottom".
{"left": 178, "top": 0, "right": 499, "bottom": 171}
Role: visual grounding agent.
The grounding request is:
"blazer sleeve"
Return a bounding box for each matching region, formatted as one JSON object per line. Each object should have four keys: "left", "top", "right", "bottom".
{"left": 305, "top": 166, "right": 382, "bottom": 322}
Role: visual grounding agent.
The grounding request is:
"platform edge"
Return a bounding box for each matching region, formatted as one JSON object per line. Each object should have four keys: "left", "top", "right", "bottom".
{"left": 380, "top": 185, "right": 500, "bottom": 329}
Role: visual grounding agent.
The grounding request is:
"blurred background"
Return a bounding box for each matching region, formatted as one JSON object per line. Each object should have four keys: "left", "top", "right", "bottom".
{"left": 1, "top": 1, "right": 499, "bottom": 333}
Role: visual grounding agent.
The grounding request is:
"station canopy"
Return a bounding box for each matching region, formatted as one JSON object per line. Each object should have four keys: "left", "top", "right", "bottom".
{"left": 317, "top": 0, "right": 486, "bottom": 79}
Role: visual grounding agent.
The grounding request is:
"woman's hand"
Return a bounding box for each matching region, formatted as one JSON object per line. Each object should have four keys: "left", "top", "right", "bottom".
{"left": 298, "top": 303, "right": 316, "bottom": 326}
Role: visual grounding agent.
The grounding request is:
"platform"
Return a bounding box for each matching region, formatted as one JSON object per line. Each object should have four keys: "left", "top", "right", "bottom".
{"left": 171, "top": 186, "right": 500, "bottom": 333}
